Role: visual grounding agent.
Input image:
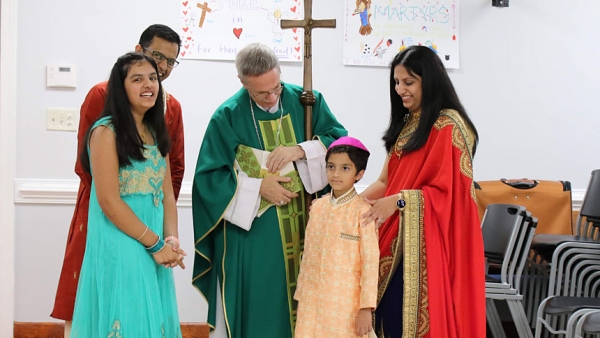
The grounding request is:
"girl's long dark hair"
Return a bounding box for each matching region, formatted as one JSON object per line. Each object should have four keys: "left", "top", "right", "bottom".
{"left": 80, "top": 52, "right": 171, "bottom": 173}
{"left": 382, "top": 46, "right": 478, "bottom": 155}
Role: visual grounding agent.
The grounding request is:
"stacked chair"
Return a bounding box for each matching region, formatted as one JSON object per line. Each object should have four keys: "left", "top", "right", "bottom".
{"left": 481, "top": 169, "right": 600, "bottom": 337}
{"left": 572, "top": 310, "right": 600, "bottom": 337}
{"left": 529, "top": 169, "right": 600, "bottom": 337}
{"left": 484, "top": 203, "right": 539, "bottom": 338}
{"left": 534, "top": 242, "right": 600, "bottom": 337}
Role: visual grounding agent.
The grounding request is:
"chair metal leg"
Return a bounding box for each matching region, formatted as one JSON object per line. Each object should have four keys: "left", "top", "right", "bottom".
{"left": 524, "top": 262, "right": 536, "bottom": 327}
{"left": 507, "top": 299, "right": 534, "bottom": 338}
{"left": 535, "top": 297, "right": 551, "bottom": 338}
{"left": 535, "top": 273, "right": 550, "bottom": 331}
{"left": 487, "top": 299, "right": 508, "bottom": 338}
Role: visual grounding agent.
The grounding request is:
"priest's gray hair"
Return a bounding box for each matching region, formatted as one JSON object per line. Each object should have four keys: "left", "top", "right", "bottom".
{"left": 236, "top": 43, "right": 281, "bottom": 80}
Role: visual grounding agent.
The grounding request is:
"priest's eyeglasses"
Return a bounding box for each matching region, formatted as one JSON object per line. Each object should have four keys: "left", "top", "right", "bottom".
{"left": 250, "top": 83, "right": 284, "bottom": 99}
{"left": 143, "top": 47, "right": 180, "bottom": 68}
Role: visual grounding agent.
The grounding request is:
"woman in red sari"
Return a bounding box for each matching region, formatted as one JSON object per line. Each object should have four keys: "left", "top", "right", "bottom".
{"left": 361, "top": 46, "right": 485, "bottom": 338}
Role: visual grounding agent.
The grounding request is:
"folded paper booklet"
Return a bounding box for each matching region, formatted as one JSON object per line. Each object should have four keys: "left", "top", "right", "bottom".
{"left": 235, "top": 144, "right": 303, "bottom": 216}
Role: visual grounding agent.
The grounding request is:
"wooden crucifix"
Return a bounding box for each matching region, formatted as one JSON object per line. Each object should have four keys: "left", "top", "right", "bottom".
{"left": 281, "top": 0, "right": 335, "bottom": 208}
{"left": 281, "top": 0, "right": 335, "bottom": 140}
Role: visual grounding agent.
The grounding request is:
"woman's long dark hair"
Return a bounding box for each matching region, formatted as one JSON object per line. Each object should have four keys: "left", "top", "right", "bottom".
{"left": 382, "top": 46, "right": 478, "bottom": 155}
{"left": 80, "top": 52, "right": 171, "bottom": 173}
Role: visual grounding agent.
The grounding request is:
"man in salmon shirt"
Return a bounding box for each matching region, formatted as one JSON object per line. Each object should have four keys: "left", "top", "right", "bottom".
{"left": 51, "top": 24, "right": 185, "bottom": 337}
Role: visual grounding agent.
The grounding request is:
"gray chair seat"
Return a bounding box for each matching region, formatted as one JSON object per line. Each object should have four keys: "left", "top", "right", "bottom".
{"left": 530, "top": 235, "right": 596, "bottom": 260}
{"left": 543, "top": 296, "right": 600, "bottom": 316}
{"left": 581, "top": 311, "right": 600, "bottom": 334}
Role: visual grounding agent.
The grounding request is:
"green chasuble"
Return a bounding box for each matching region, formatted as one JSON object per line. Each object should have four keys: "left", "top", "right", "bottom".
{"left": 192, "top": 83, "right": 347, "bottom": 338}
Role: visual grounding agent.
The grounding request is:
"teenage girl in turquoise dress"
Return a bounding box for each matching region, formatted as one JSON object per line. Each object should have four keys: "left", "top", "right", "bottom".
{"left": 71, "top": 52, "right": 186, "bottom": 338}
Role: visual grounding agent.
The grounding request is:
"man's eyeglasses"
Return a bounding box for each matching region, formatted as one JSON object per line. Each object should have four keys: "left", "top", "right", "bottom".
{"left": 143, "top": 47, "right": 179, "bottom": 68}
{"left": 249, "top": 83, "right": 284, "bottom": 99}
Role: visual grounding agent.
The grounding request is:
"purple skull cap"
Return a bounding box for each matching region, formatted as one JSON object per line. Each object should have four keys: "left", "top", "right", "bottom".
{"left": 328, "top": 136, "right": 370, "bottom": 154}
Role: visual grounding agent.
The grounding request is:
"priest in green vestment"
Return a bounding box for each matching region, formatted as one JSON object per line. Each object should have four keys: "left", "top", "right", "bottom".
{"left": 191, "top": 43, "right": 347, "bottom": 338}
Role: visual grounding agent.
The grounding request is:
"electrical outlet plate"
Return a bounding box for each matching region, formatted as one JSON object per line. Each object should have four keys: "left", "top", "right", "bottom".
{"left": 46, "top": 108, "right": 79, "bottom": 131}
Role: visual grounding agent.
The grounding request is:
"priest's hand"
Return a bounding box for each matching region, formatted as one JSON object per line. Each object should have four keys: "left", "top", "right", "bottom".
{"left": 260, "top": 175, "right": 299, "bottom": 206}
{"left": 266, "top": 145, "right": 306, "bottom": 172}
{"left": 361, "top": 195, "right": 398, "bottom": 229}
{"left": 300, "top": 91, "right": 316, "bottom": 106}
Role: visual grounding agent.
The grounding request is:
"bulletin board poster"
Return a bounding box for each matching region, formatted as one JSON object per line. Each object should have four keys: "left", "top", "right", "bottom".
{"left": 343, "top": 0, "right": 460, "bottom": 68}
{"left": 180, "top": 0, "right": 304, "bottom": 62}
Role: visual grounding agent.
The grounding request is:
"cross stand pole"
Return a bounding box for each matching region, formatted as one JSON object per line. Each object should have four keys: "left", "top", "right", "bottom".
{"left": 281, "top": 0, "right": 336, "bottom": 215}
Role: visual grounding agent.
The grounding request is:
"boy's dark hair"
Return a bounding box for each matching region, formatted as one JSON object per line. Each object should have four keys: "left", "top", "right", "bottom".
{"left": 139, "top": 24, "right": 182, "bottom": 54}
{"left": 326, "top": 145, "right": 370, "bottom": 173}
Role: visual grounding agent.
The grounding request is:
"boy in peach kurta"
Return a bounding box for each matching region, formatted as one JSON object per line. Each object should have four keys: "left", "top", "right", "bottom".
{"left": 294, "top": 136, "right": 379, "bottom": 338}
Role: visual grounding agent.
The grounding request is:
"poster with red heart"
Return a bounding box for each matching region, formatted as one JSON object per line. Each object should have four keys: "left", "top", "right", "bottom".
{"left": 343, "top": 0, "right": 460, "bottom": 69}
{"left": 180, "top": 0, "right": 303, "bottom": 62}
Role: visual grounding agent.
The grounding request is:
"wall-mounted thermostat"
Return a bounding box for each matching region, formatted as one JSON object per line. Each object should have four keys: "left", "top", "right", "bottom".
{"left": 47, "top": 65, "right": 77, "bottom": 88}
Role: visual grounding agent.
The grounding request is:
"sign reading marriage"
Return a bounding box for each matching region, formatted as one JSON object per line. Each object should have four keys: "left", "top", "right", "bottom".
{"left": 180, "top": 0, "right": 304, "bottom": 62}
{"left": 343, "top": 0, "right": 460, "bottom": 69}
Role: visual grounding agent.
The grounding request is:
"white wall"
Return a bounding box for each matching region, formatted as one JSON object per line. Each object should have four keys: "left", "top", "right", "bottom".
{"left": 12, "top": 0, "right": 600, "bottom": 323}
{"left": 1, "top": 0, "right": 18, "bottom": 336}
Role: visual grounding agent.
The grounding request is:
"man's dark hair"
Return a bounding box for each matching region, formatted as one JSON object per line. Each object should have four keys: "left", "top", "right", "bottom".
{"left": 139, "top": 24, "right": 182, "bottom": 54}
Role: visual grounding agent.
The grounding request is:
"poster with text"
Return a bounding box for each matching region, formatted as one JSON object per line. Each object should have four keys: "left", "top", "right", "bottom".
{"left": 343, "top": 0, "right": 460, "bottom": 68}
{"left": 180, "top": 0, "right": 303, "bottom": 62}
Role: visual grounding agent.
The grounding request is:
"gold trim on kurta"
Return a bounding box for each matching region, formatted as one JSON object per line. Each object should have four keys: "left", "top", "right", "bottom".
{"left": 330, "top": 187, "right": 358, "bottom": 206}
{"left": 340, "top": 233, "right": 360, "bottom": 241}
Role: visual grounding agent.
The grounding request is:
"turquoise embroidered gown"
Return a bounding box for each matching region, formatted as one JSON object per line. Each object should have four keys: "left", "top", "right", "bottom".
{"left": 71, "top": 117, "right": 181, "bottom": 338}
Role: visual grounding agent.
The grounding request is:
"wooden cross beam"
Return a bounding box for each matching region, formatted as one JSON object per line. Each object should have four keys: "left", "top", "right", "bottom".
{"left": 196, "top": 2, "right": 212, "bottom": 28}
{"left": 281, "top": 0, "right": 336, "bottom": 94}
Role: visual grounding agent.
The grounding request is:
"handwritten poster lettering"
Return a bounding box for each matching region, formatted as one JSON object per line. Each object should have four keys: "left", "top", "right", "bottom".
{"left": 343, "top": 0, "right": 460, "bottom": 68}
{"left": 180, "top": 0, "right": 303, "bottom": 62}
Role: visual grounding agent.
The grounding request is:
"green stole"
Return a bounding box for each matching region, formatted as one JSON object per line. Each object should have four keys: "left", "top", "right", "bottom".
{"left": 251, "top": 114, "right": 307, "bottom": 332}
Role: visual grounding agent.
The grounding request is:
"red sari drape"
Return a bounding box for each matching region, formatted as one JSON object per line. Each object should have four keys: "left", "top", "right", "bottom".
{"left": 377, "top": 109, "right": 486, "bottom": 338}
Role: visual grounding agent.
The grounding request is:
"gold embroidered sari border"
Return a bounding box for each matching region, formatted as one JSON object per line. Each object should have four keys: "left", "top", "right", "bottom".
{"left": 402, "top": 190, "right": 429, "bottom": 338}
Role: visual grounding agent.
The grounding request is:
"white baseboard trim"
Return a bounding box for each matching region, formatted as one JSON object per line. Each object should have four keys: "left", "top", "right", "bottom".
{"left": 14, "top": 179, "right": 585, "bottom": 210}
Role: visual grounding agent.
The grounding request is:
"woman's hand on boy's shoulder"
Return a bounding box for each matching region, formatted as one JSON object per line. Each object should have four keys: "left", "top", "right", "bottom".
{"left": 361, "top": 195, "right": 398, "bottom": 229}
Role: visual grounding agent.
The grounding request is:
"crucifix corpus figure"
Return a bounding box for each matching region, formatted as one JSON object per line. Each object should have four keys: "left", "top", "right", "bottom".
{"left": 281, "top": 0, "right": 336, "bottom": 208}
{"left": 196, "top": 2, "right": 212, "bottom": 28}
